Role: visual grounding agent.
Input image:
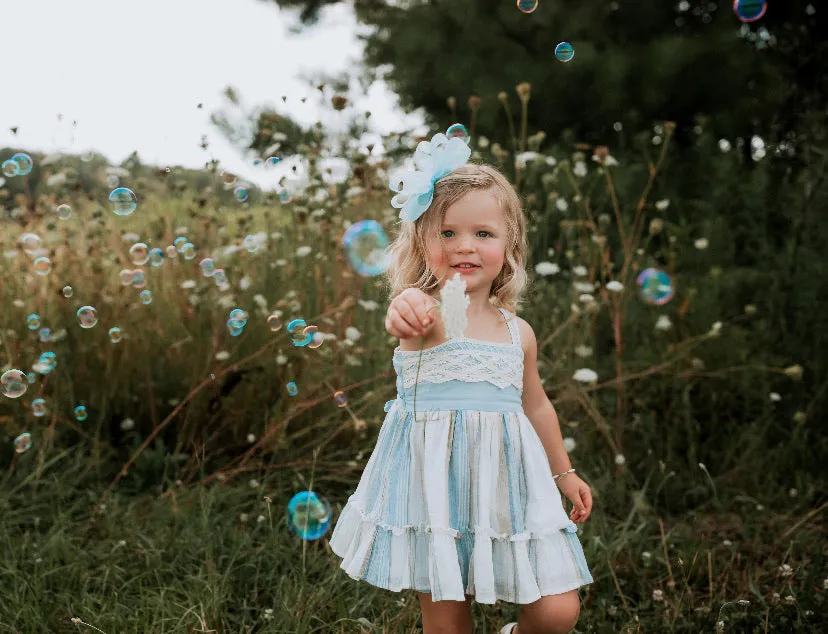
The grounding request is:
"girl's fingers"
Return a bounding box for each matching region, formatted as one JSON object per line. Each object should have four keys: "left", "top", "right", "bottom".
{"left": 388, "top": 306, "right": 421, "bottom": 339}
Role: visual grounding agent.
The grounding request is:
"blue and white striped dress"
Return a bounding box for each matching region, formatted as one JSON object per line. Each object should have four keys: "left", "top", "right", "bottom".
{"left": 330, "top": 308, "right": 593, "bottom": 604}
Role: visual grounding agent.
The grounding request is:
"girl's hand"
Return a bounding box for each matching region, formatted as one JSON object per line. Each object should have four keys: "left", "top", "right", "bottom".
{"left": 385, "top": 288, "right": 438, "bottom": 340}
{"left": 556, "top": 474, "right": 592, "bottom": 524}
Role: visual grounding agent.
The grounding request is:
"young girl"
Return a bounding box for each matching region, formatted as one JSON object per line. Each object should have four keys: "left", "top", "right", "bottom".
{"left": 330, "top": 133, "right": 593, "bottom": 634}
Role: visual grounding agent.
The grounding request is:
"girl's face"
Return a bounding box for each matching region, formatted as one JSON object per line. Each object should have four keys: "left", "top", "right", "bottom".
{"left": 425, "top": 188, "right": 508, "bottom": 295}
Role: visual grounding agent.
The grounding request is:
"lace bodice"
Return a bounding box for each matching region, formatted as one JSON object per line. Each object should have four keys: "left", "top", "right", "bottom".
{"left": 393, "top": 308, "right": 524, "bottom": 393}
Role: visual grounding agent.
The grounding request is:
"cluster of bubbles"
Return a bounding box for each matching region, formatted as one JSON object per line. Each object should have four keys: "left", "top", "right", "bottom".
{"left": 227, "top": 308, "right": 249, "bottom": 337}
{"left": 1, "top": 152, "right": 34, "bottom": 177}
{"left": 285, "top": 491, "right": 332, "bottom": 540}
{"left": 636, "top": 268, "right": 675, "bottom": 306}
{"left": 286, "top": 318, "right": 324, "bottom": 349}
{"left": 733, "top": 0, "right": 767, "bottom": 23}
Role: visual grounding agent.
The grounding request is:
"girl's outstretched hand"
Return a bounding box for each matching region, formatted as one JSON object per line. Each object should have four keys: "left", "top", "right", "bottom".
{"left": 556, "top": 474, "right": 593, "bottom": 524}
{"left": 385, "top": 288, "right": 438, "bottom": 340}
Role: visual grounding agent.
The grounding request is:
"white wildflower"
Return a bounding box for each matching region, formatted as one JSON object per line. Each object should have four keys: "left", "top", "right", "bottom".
{"left": 655, "top": 199, "right": 670, "bottom": 211}
{"left": 295, "top": 246, "right": 312, "bottom": 258}
{"left": 563, "top": 437, "right": 577, "bottom": 453}
{"left": 574, "top": 345, "right": 593, "bottom": 358}
{"left": 718, "top": 139, "right": 732, "bottom": 153}
{"left": 572, "top": 368, "right": 598, "bottom": 384}
{"left": 215, "top": 350, "right": 230, "bottom": 361}
{"left": 578, "top": 294, "right": 595, "bottom": 304}
{"left": 276, "top": 354, "right": 288, "bottom": 365}
{"left": 253, "top": 294, "right": 267, "bottom": 308}
{"left": 573, "top": 281, "right": 594, "bottom": 294}
{"left": 120, "top": 418, "right": 135, "bottom": 431}
{"left": 573, "top": 161, "right": 587, "bottom": 177}
{"left": 13, "top": 299, "right": 24, "bottom": 308}
{"left": 572, "top": 265, "right": 588, "bottom": 277}
{"left": 783, "top": 364, "right": 803, "bottom": 380}
{"left": 180, "top": 279, "right": 196, "bottom": 289}
{"left": 122, "top": 232, "right": 140, "bottom": 243}
{"left": 694, "top": 238, "right": 709, "bottom": 250}
{"left": 344, "top": 326, "right": 362, "bottom": 342}
{"left": 606, "top": 281, "right": 624, "bottom": 292}
{"left": 709, "top": 321, "right": 723, "bottom": 336}
{"left": 439, "top": 273, "right": 470, "bottom": 340}
{"left": 614, "top": 453, "right": 626, "bottom": 465}
{"left": 246, "top": 433, "right": 256, "bottom": 443}
{"left": 555, "top": 198, "right": 569, "bottom": 212}
{"left": 769, "top": 392, "right": 781, "bottom": 402}
{"left": 534, "top": 262, "right": 560, "bottom": 276}
{"left": 357, "top": 299, "right": 379, "bottom": 311}
{"left": 240, "top": 276, "right": 251, "bottom": 290}
{"left": 652, "top": 589, "right": 664, "bottom": 602}
{"left": 256, "top": 514, "right": 266, "bottom": 523}
{"left": 545, "top": 156, "right": 557, "bottom": 167}
{"left": 515, "top": 151, "right": 543, "bottom": 169}
{"left": 655, "top": 315, "right": 673, "bottom": 331}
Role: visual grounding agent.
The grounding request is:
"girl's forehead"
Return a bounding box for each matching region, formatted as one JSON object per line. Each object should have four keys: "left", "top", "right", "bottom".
{"left": 443, "top": 190, "right": 504, "bottom": 225}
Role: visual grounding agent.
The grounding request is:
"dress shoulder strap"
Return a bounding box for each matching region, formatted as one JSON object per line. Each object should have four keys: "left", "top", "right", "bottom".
{"left": 498, "top": 307, "right": 521, "bottom": 347}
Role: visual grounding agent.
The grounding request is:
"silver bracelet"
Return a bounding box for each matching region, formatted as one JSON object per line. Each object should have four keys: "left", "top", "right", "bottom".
{"left": 553, "top": 468, "right": 576, "bottom": 480}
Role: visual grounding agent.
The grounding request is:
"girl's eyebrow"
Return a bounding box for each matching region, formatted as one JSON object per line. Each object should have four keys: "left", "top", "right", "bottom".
{"left": 441, "top": 223, "right": 497, "bottom": 230}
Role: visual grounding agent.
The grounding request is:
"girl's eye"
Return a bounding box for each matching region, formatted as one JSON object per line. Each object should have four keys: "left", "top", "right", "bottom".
{"left": 440, "top": 230, "right": 492, "bottom": 238}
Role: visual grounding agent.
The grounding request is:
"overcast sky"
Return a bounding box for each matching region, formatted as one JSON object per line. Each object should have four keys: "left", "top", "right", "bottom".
{"left": 0, "top": 0, "right": 425, "bottom": 184}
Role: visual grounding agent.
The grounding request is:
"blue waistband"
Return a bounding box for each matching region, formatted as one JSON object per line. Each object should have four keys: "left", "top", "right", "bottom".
{"left": 384, "top": 380, "right": 524, "bottom": 415}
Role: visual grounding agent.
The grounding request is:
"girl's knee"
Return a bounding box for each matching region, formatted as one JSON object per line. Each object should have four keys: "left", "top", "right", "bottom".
{"left": 518, "top": 590, "right": 581, "bottom": 634}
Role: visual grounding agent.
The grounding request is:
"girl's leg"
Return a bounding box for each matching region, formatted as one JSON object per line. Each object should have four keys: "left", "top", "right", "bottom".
{"left": 417, "top": 592, "right": 474, "bottom": 634}
{"left": 514, "top": 590, "right": 581, "bottom": 634}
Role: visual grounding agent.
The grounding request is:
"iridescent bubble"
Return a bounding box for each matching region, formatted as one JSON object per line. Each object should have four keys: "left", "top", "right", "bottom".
{"left": 62, "top": 285, "right": 73, "bottom": 298}
{"left": 287, "top": 319, "right": 312, "bottom": 347}
{"left": 636, "top": 268, "right": 675, "bottom": 305}
{"left": 221, "top": 170, "right": 237, "bottom": 185}
{"left": 1, "top": 370, "right": 27, "bottom": 398}
{"left": 74, "top": 405, "right": 88, "bottom": 422}
{"left": 139, "top": 289, "right": 153, "bottom": 305}
{"left": 227, "top": 319, "right": 244, "bottom": 337}
{"left": 33, "top": 257, "right": 52, "bottom": 276}
{"left": 108, "top": 327, "right": 123, "bottom": 343}
{"left": 149, "top": 248, "right": 164, "bottom": 267}
{"left": 14, "top": 432, "right": 32, "bottom": 454}
{"left": 37, "top": 352, "right": 57, "bottom": 374}
{"left": 234, "top": 186, "right": 249, "bottom": 202}
{"left": 229, "top": 308, "right": 248, "bottom": 327}
{"left": 333, "top": 390, "right": 347, "bottom": 408}
{"left": 26, "top": 314, "right": 41, "bottom": 330}
{"left": 76, "top": 306, "right": 98, "bottom": 329}
{"left": 173, "top": 236, "right": 188, "bottom": 251}
{"left": 278, "top": 188, "right": 292, "bottom": 204}
{"left": 20, "top": 233, "right": 41, "bottom": 255}
{"left": 341, "top": 219, "right": 391, "bottom": 277}
{"left": 56, "top": 203, "right": 72, "bottom": 220}
{"left": 107, "top": 174, "right": 120, "bottom": 188}
{"left": 555, "top": 41, "right": 575, "bottom": 62}
{"left": 266, "top": 314, "right": 282, "bottom": 332}
{"left": 129, "top": 242, "right": 149, "bottom": 266}
{"left": 733, "top": 0, "right": 767, "bottom": 23}
{"left": 165, "top": 245, "right": 178, "bottom": 258}
{"left": 516, "top": 0, "right": 538, "bottom": 14}
{"left": 252, "top": 157, "right": 264, "bottom": 168}
{"left": 304, "top": 326, "right": 324, "bottom": 349}
{"left": 199, "top": 258, "right": 216, "bottom": 277}
{"left": 446, "top": 123, "right": 470, "bottom": 144}
{"left": 243, "top": 234, "right": 259, "bottom": 253}
{"left": 11, "top": 152, "right": 34, "bottom": 176}
{"left": 265, "top": 156, "right": 280, "bottom": 168}
{"left": 38, "top": 328, "right": 52, "bottom": 343}
{"left": 2, "top": 159, "right": 20, "bottom": 177}
{"left": 180, "top": 243, "right": 195, "bottom": 260}
{"left": 109, "top": 187, "right": 138, "bottom": 216}
{"left": 286, "top": 491, "right": 332, "bottom": 540}
{"left": 119, "top": 269, "right": 134, "bottom": 286}
{"left": 32, "top": 398, "right": 47, "bottom": 417}
{"left": 213, "top": 269, "right": 227, "bottom": 285}
{"left": 132, "top": 269, "right": 147, "bottom": 289}
{"left": 286, "top": 381, "right": 299, "bottom": 396}
{"left": 26, "top": 372, "right": 36, "bottom": 385}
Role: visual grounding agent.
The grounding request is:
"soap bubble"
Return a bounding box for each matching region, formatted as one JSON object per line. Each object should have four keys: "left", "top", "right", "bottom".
{"left": 74, "top": 405, "right": 88, "bottom": 421}
{"left": 109, "top": 187, "right": 138, "bottom": 216}
{"left": 278, "top": 188, "right": 293, "bottom": 204}
{"left": 213, "top": 269, "right": 227, "bottom": 285}
{"left": 341, "top": 220, "right": 391, "bottom": 277}
{"left": 14, "top": 432, "right": 33, "bottom": 454}
{"left": 32, "top": 398, "right": 47, "bottom": 417}
{"left": 733, "top": 0, "right": 767, "bottom": 23}
{"left": 333, "top": 391, "right": 347, "bottom": 407}
{"left": 1, "top": 370, "right": 27, "bottom": 398}
{"left": 38, "top": 328, "right": 52, "bottom": 343}
{"left": 286, "top": 381, "right": 299, "bottom": 396}
{"left": 33, "top": 257, "right": 52, "bottom": 276}
{"left": 243, "top": 234, "right": 259, "bottom": 253}
{"left": 446, "top": 123, "right": 470, "bottom": 144}
{"left": 229, "top": 308, "right": 248, "bottom": 327}
{"left": 227, "top": 319, "right": 244, "bottom": 337}
{"left": 108, "top": 327, "right": 123, "bottom": 343}
{"left": 287, "top": 319, "right": 312, "bottom": 347}
{"left": 286, "top": 491, "right": 332, "bottom": 540}
{"left": 36, "top": 352, "right": 57, "bottom": 374}
{"left": 62, "top": 285, "right": 73, "bottom": 298}
{"left": 165, "top": 245, "right": 178, "bottom": 258}
{"left": 26, "top": 314, "right": 41, "bottom": 330}
{"left": 132, "top": 269, "right": 147, "bottom": 288}
{"left": 107, "top": 175, "right": 120, "bottom": 188}
{"left": 199, "top": 258, "right": 216, "bottom": 277}
{"left": 2, "top": 159, "right": 20, "bottom": 177}
{"left": 149, "top": 248, "right": 164, "bottom": 267}
{"left": 636, "top": 268, "right": 675, "bottom": 305}
{"left": 221, "top": 170, "right": 237, "bottom": 185}
{"left": 11, "top": 152, "right": 34, "bottom": 176}
{"left": 139, "top": 290, "right": 153, "bottom": 305}
{"left": 234, "top": 186, "right": 249, "bottom": 202}
{"left": 555, "top": 42, "right": 575, "bottom": 62}
{"left": 304, "top": 326, "right": 324, "bottom": 349}
{"left": 266, "top": 314, "right": 282, "bottom": 332}
{"left": 516, "top": 0, "right": 538, "bottom": 14}
{"left": 56, "top": 204, "right": 72, "bottom": 220}
{"left": 76, "top": 306, "right": 98, "bottom": 328}
{"left": 129, "top": 242, "right": 149, "bottom": 266}
{"left": 265, "top": 156, "right": 280, "bottom": 168}
{"left": 251, "top": 157, "right": 264, "bottom": 168}
{"left": 20, "top": 233, "right": 41, "bottom": 255}
{"left": 180, "top": 243, "right": 196, "bottom": 260}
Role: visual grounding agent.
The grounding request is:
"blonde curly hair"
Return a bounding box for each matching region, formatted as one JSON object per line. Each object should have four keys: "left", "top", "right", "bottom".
{"left": 385, "top": 163, "right": 528, "bottom": 314}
